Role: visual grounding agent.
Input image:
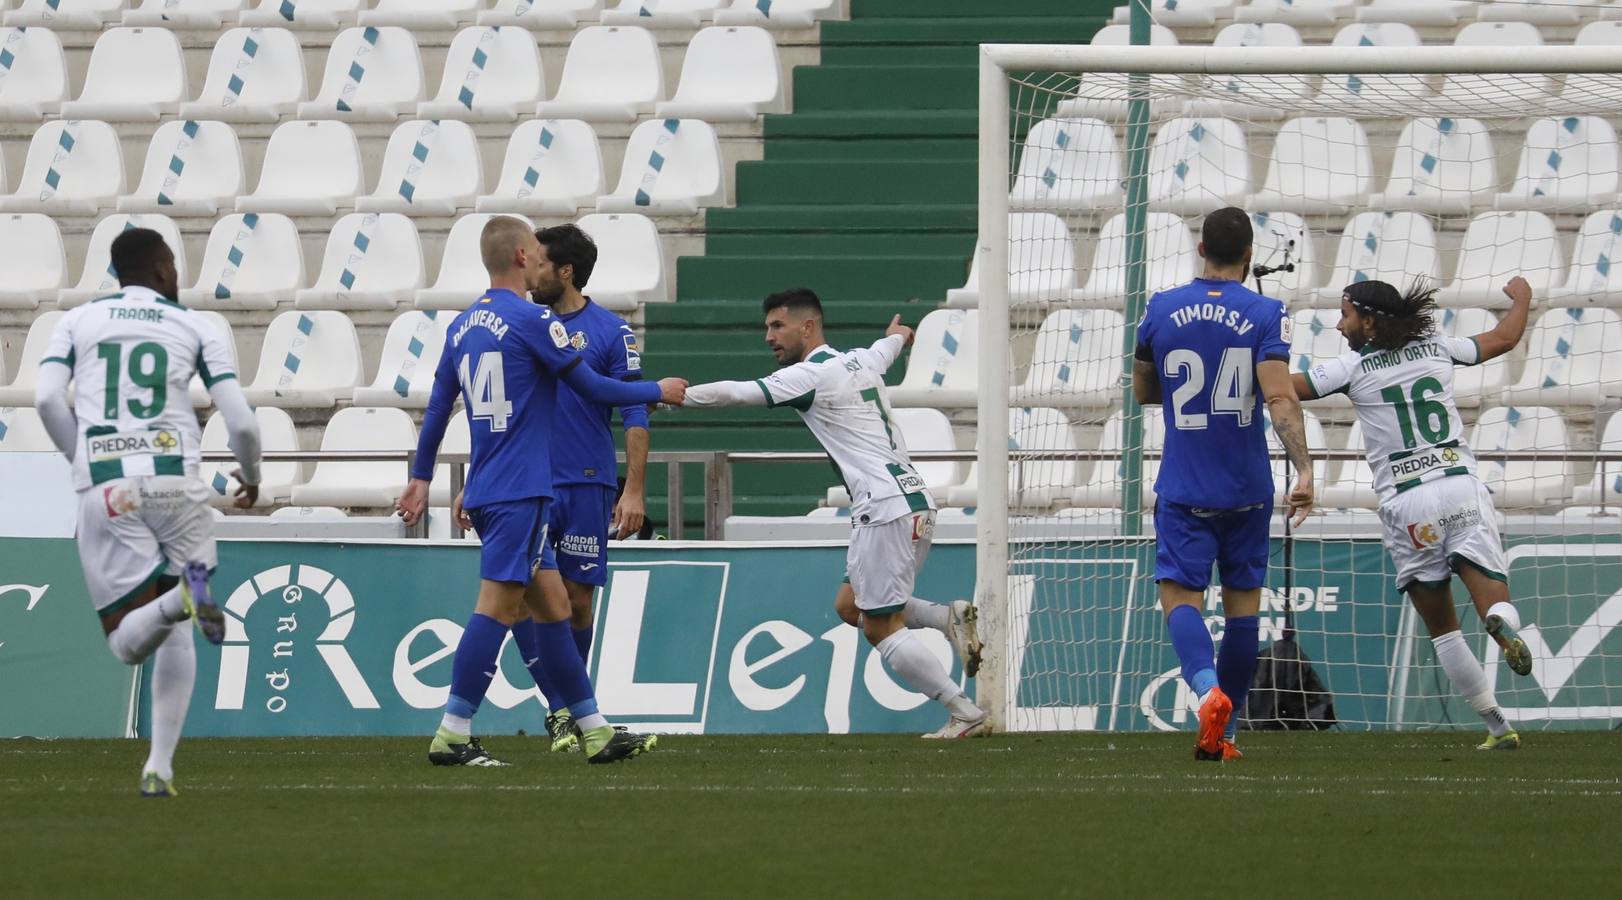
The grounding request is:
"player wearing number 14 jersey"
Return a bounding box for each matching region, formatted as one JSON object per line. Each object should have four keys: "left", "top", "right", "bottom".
{"left": 1294, "top": 276, "right": 1536, "bottom": 750}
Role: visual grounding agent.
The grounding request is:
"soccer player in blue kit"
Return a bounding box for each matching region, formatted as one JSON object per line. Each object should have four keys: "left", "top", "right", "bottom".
{"left": 1131, "top": 207, "right": 1315, "bottom": 761}
{"left": 396, "top": 217, "right": 686, "bottom": 765}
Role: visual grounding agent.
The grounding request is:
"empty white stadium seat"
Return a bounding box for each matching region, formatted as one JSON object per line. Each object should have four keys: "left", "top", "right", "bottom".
{"left": 1012, "top": 309, "right": 1126, "bottom": 410}
{"left": 417, "top": 212, "right": 533, "bottom": 311}
{"left": 0, "top": 214, "right": 64, "bottom": 309}
{"left": 1438, "top": 307, "right": 1510, "bottom": 409}
{"left": 1357, "top": 0, "right": 1474, "bottom": 26}
{"left": 1052, "top": 24, "right": 1179, "bottom": 123}
{"left": 1248, "top": 117, "right": 1374, "bottom": 216}
{"left": 1561, "top": 21, "right": 1622, "bottom": 106}
{"left": 1496, "top": 117, "right": 1620, "bottom": 212}
{"left": 947, "top": 407, "right": 1080, "bottom": 510}
{"left": 1572, "top": 413, "right": 1622, "bottom": 506}
{"left": 1234, "top": 0, "right": 1354, "bottom": 26}
{"left": 200, "top": 407, "right": 299, "bottom": 507}
{"left": 124, "top": 0, "right": 249, "bottom": 27}
{"left": 1320, "top": 420, "right": 1375, "bottom": 510}
{"left": 291, "top": 407, "right": 415, "bottom": 508}
{"left": 61, "top": 213, "right": 186, "bottom": 307}
{"left": 0, "top": 26, "right": 67, "bottom": 121}
{"left": 1249, "top": 211, "right": 1318, "bottom": 305}
{"left": 947, "top": 213, "right": 1076, "bottom": 310}
{"left": 828, "top": 407, "right": 960, "bottom": 507}
{"left": 0, "top": 310, "right": 62, "bottom": 406}
{"left": 0, "top": 406, "right": 53, "bottom": 451}
{"left": 1071, "top": 407, "right": 1165, "bottom": 509}
{"left": 1187, "top": 23, "right": 1310, "bottom": 119}
{"left": 888, "top": 309, "right": 979, "bottom": 409}
{"left": 182, "top": 212, "right": 303, "bottom": 309}
{"left": 480, "top": 0, "right": 602, "bottom": 26}
{"left": 1472, "top": 406, "right": 1575, "bottom": 509}
{"left": 1437, "top": 211, "right": 1563, "bottom": 309}
{"left": 418, "top": 26, "right": 544, "bottom": 123}
{"left": 186, "top": 310, "right": 238, "bottom": 406}
{"left": 1548, "top": 210, "right": 1622, "bottom": 308}
{"left": 1478, "top": 0, "right": 1601, "bottom": 26}
{"left": 1111, "top": 0, "right": 1233, "bottom": 26}
{"left": 601, "top": 0, "right": 723, "bottom": 27}
{"left": 295, "top": 213, "right": 424, "bottom": 310}
{"left": 353, "top": 310, "right": 453, "bottom": 408}
{"left": 597, "top": 118, "right": 724, "bottom": 215}
{"left": 243, "top": 310, "right": 363, "bottom": 407}
{"left": 1147, "top": 117, "right": 1251, "bottom": 216}
{"left": 1504, "top": 307, "right": 1622, "bottom": 408}
{"left": 1368, "top": 118, "right": 1497, "bottom": 217}
{"left": 240, "top": 0, "right": 362, "bottom": 28}
{"left": 117, "top": 120, "right": 244, "bottom": 217}
{"left": 712, "top": 0, "right": 835, "bottom": 27}
{"left": 577, "top": 212, "right": 667, "bottom": 311}
{"left": 59, "top": 27, "right": 186, "bottom": 122}
{"left": 298, "top": 26, "right": 423, "bottom": 121}
{"left": 1316, "top": 211, "right": 1438, "bottom": 307}
{"left": 1071, "top": 212, "right": 1198, "bottom": 309}
{"left": 0, "top": 120, "right": 124, "bottom": 215}
{"left": 356, "top": 120, "right": 483, "bottom": 216}
{"left": 1317, "top": 24, "right": 1429, "bottom": 114}
{"left": 6, "top": 0, "right": 124, "bottom": 28}
{"left": 1437, "top": 23, "right": 1556, "bottom": 116}
{"left": 180, "top": 27, "right": 306, "bottom": 123}
{"left": 360, "top": 0, "right": 478, "bottom": 27}
{"left": 1009, "top": 117, "right": 1123, "bottom": 213}
{"left": 475, "top": 119, "right": 604, "bottom": 216}
{"left": 536, "top": 26, "right": 661, "bottom": 122}
{"left": 656, "top": 26, "right": 784, "bottom": 122}
{"left": 236, "top": 120, "right": 362, "bottom": 216}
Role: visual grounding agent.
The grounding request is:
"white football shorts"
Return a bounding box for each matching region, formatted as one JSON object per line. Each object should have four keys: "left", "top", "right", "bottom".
{"left": 1377, "top": 474, "right": 1507, "bottom": 591}
{"left": 846, "top": 509, "right": 936, "bottom": 613}
{"left": 76, "top": 475, "right": 216, "bottom": 616}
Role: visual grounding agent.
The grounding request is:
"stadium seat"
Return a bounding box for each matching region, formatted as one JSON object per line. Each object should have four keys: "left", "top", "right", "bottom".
{"left": 0, "top": 120, "right": 124, "bottom": 215}
{"left": 1146, "top": 117, "right": 1251, "bottom": 216}
{"left": 1503, "top": 307, "right": 1622, "bottom": 408}
{"left": 1070, "top": 407, "right": 1166, "bottom": 509}
{"left": 827, "top": 407, "right": 960, "bottom": 507}
{"left": 536, "top": 26, "right": 662, "bottom": 122}
{"left": 1071, "top": 213, "right": 1198, "bottom": 309}
{"left": 0, "top": 26, "right": 67, "bottom": 121}
{"left": 1572, "top": 413, "right": 1622, "bottom": 506}
{"left": 240, "top": 0, "right": 362, "bottom": 27}
{"left": 186, "top": 310, "right": 238, "bottom": 407}
{"left": 58, "top": 27, "right": 186, "bottom": 122}
{"left": 0, "top": 310, "right": 62, "bottom": 406}
{"left": 1438, "top": 307, "right": 1511, "bottom": 409}
{"left": 601, "top": 0, "right": 723, "bottom": 27}
{"left": 1477, "top": 0, "right": 1602, "bottom": 25}
{"left": 1560, "top": 21, "right": 1622, "bottom": 107}
{"left": 124, "top": 0, "right": 249, "bottom": 27}
{"left": 656, "top": 26, "right": 785, "bottom": 122}
{"left": 577, "top": 212, "right": 668, "bottom": 310}
{"left": 359, "top": 0, "right": 478, "bottom": 27}
{"left": 1317, "top": 24, "right": 1429, "bottom": 114}
{"left": 888, "top": 309, "right": 979, "bottom": 409}
{"left": 947, "top": 407, "right": 1080, "bottom": 511}
{"left": 1233, "top": 0, "right": 1355, "bottom": 26}
{"left": 356, "top": 120, "right": 483, "bottom": 216}
{"left": 0, "top": 406, "right": 53, "bottom": 451}
{"left": 1291, "top": 309, "right": 1353, "bottom": 419}
{"left": 180, "top": 27, "right": 306, "bottom": 123}
{"left": 713, "top": 0, "right": 836, "bottom": 28}
{"left": 236, "top": 120, "right": 362, "bottom": 216}
{"left": 291, "top": 406, "right": 415, "bottom": 508}
{"left": 1367, "top": 118, "right": 1497, "bottom": 217}
{"left": 1249, "top": 211, "right": 1318, "bottom": 306}
{"left": 1011, "top": 309, "right": 1126, "bottom": 411}
{"left": 1247, "top": 117, "right": 1374, "bottom": 216}
{"left": 243, "top": 310, "right": 364, "bottom": 408}
{"left": 1315, "top": 211, "right": 1438, "bottom": 307}
{"left": 1009, "top": 117, "right": 1123, "bottom": 213}
{"left": 182, "top": 212, "right": 304, "bottom": 309}
{"left": 117, "top": 120, "right": 245, "bottom": 217}
{"left": 418, "top": 26, "right": 545, "bottom": 123}
{"left": 199, "top": 407, "right": 299, "bottom": 507}
{"left": 1436, "top": 211, "right": 1563, "bottom": 309}
{"left": 1356, "top": 0, "right": 1474, "bottom": 26}
{"left": 1052, "top": 23, "right": 1180, "bottom": 123}
{"left": 353, "top": 310, "right": 453, "bottom": 408}
{"left": 1110, "top": 0, "right": 1233, "bottom": 26}
{"left": 1436, "top": 23, "right": 1556, "bottom": 116}
{"left": 417, "top": 212, "right": 534, "bottom": 310}
{"left": 430, "top": 412, "right": 470, "bottom": 506}
{"left": 1319, "top": 420, "right": 1375, "bottom": 510}
{"left": 5, "top": 0, "right": 124, "bottom": 28}
{"left": 0, "top": 214, "right": 64, "bottom": 309}
{"left": 1495, "top": 116, "right": 1620, "bottom": 212}
{"left": 946, "top": 213, "right": 1076, "bottom": 311}
{"left": 596, "top": 118, "right": 724, "bottom": 215}
{"left": 298, "top": 26, "right": 423, "bottom": 121}
{"left": 61, "top": 213, "right": 187, "bottom": 308}
{"left": 295, "top": 213, "right": 424, "bottom": 310}
{"left": 1471, "top": 406, "right": 1575, "bottom": 509}
{"left": 475, "top": 119, "right": 604, "bottom": 216}
{"left": 480, "top": 0, "right": 602, "bottom": 26}
{"left": 1548, "top": 210, "right": 1622, "bottom": 308}
{"left": 1187, "top": 23, "right": 1310, "bottom": 120}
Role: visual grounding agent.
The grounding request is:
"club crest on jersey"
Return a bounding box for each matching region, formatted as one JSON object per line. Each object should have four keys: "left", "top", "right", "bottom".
{"left": 1406, "top": 522, "right": 1441, "bottom": 550}
{"left": 570, "top": 330, "right": 589, "bottom": 351}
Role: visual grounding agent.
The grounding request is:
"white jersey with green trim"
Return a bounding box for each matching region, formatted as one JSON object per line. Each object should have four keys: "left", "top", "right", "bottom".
{"left": 752, "top": 336, "right": 935, "bottom": 526}
{"left": 41, "top": 286, "right": 238, "bottom": 491}
{"left": 1305, "top": 334, "right": 1481, "bottom": 502}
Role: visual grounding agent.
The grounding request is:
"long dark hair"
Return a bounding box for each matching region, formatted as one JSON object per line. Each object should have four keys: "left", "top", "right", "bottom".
{"left": 1358, "top": 280, "right": 1438, "bottom": 353}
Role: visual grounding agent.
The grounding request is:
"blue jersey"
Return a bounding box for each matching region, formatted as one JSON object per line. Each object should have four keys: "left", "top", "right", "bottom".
{"left": 1134, "top": 277, "right": 1291, "bottom": 509}
{"left": 551, "top": 299, "right": 650, "bottom": 489}
{"left": 410, "top": 289, "right": 661, "bottom": 510}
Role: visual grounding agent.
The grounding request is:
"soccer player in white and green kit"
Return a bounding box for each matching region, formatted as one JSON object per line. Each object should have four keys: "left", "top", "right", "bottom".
{"left": 1294, "top": 276, "right": 1536, "bottom": 749}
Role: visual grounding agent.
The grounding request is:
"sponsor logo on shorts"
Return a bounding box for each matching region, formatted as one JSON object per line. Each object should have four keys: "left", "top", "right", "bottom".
{"left": 1437, "top": 506, "right": 1482, "bottom": 532}
{"left": 1406, "top": 522, "right": 1441, "bottom": 550}
{"left": 570, "top": 330, "right": 589, "bottom": 351}
{"left": 103, "top": 485, "right": 138, "bottom": 518}
{"left": 579, "top": 563, "right": 599, "bottom": 572}
{"left": 559, "top": 534, "right": 600, "bottom": 557}
{"left": 911, "top": 513, "right": 934, "bottom": 542}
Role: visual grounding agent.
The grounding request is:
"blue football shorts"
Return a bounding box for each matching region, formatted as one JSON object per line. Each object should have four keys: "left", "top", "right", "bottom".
{"left": 549, "top": 484, "right": 616, "bottom": 587}
{"left": 467, "top": 497, "right": 558, "bottom": 585}
{"left": 1153, "top": 498, "right": 1271, "bottom": 591}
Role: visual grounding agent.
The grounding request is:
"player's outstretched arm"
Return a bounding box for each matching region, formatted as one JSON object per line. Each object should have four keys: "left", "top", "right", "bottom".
{"left": 209, "top": 378, "right": 264, "bottom": 508}
{"left": 558, "top": 356, "right": 676, "bottom": 407}
{"left": 1470, "top": 275, "right": 1534, "bottom": 363}
{"left": 1257, "top": 358, "right": 1315, "bottom": 526}
{"left": 681, "top": 380, "right": 772, "bottom": 409}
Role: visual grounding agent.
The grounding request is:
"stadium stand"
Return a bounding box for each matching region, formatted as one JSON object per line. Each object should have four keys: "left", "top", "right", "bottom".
{"left": 576, "top": 212, "right": 669, "bottom": 310}
{"left": 535, "top": 25, "right": 663, "bottom": 121}
{"left": 1011, "top": 309, "right": 1127, "bottom": 412}
{"left": 295, "top": 213, "right": 425, "bottom": 310}
{"left": 1437, "top": 211, "right": 1564, "bottom": 309}
{"left": 601, "top": 0, "right": 726, "bottom": 28}
{"left": 1495, "top": 116, "right": 1620, "bottom": 212}
{"left": 1247, "top": 116, "right": 1374, "bottom": 216}
{"left": 5, "top": 0, "right": 126, "bottom": 29}
{"left": 1472, "top": 406, "right": 1576, "bottom": 510}
{"left": 61, "top": 213, "right": 187, "bottom": 308}
{"left": 239, "top": 0, "right": 366, "bottom": 29}
{"left": 0, "top": 406, "right": 52, "bottom": 451}
{"left": 1250, "top": 210, "right": 1317, "bottom": 305}
{"left": 474, "top": 119, "right": 605, "bottom": 215}
{"left": 351, "top": 310, "right": 451, "bottom": 408}
{"left": 59, "top": 26, "right": 187, "bottom": 122}
{"left": 417, "top": 25, "right": 545, "bottom": 122}
{"left": 355, "top": 120, "right": 484, "bottom": 216}
{"left": 1009, "top": 117, "right": 1123, "bottom": 213}
{"left": 118, "top": 120, "right": 246, "bottom": 217}
{"left": 946, "top": 212, "right": 1077, "bottom": 310}
{"left": 1366, "top": 118, "right": 1498, "bottom": 217}
{"left": 182, "top": 212, "right": 303, "bottom": 309}
{"left": 200, "top": 406, "right": 300, "bottom": 507}
{"left": 242, "top": 310, "right": 363, "bottom": 408}
{"left": 1071, "top": 212, "right": 1198, "bottom": 308}
{"left": 1314, "top": 211, "right": 1439, "bottom": 307}
{"left": 947, "top": 406, "right": 1082, "bottom": 510}
{"left": 297, "top": 26, "right": 423, "bottom": 121}
{"left": 290, "top": 406, "right": 415, "bottom": 508}
{"left": 236, "top": 120, "right": 363, "bottom": 216}
{"left": 359, "top": 0, "right": 481, "bottom": 28}
{"left": 0, "top": 214, "right": 66, "bottom": 309}
{"left": 1146, "top": 117, "right": 1251, "bottom": 215}
{"left": 889, "top": 309, "right": 980, "bottom": 410}
{"left": 1549, "top": 210, "right": 1622, "bottom": 307}
{"left": 180, "top": 27, "right": 307, "bottom": 123}
{"left": 0, "top": 25, "right": 68, "bottom": 121}
{"left": 478, "top": 0, "right": 603, "bottom": 28}
{"left": 123, "top": 0, "right": 251, "bottom": 29}
{"left": 596, "top": 117, "right": 725, "bottom": 215}
{"left": 656, "top": 26, "right": 786, "bottom": 122}
{"left": 0, "top": 120, "right": 125, "bottom": 214}
{"left": 417, "top": 212, "right": 534, "bottom": 310}
{"left": 0, "top": 310, "right": 64, "bottom": 406}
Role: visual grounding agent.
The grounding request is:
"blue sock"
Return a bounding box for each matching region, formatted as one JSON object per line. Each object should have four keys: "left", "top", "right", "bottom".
{"left": 534, "top": 619, "right": 599, "bottom": 719}
{"left": 572, "top": 625, "right": 593, "bottom": 667}
{"left": 1217, "top": 615, "right": 1260, "bottom": 741}
{"left": 446, "top": 613, "right": 508, "bottom": 720}
{"left": 1166, "top": 605, "right": 1218, "bottom": 698}
{"left": 511, "top": 619, "right": 558, "bottom": 711}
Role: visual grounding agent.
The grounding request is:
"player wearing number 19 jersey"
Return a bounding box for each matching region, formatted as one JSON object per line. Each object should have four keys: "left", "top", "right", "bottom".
{"left": 1132, "top": 207, "right": 1315, "bottom": 761}
{"left": 1295, "top": 276, "right": 1535, "bottom": 750}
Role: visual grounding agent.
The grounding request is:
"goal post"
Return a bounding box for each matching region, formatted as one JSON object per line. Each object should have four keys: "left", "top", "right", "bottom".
{"left": 974, "top": 43, "right": 1622, "bottom": 734}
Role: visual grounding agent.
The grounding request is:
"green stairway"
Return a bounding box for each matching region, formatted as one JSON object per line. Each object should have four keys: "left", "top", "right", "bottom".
{"left": 641, "top": 0, "right": 1116, "bottom": 530}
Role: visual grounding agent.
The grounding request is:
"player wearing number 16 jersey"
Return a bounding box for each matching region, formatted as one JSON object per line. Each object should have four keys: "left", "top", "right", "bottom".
{"left": 1132, "top": 207, "right": 1315, "bottom": 761}
{"left": 1294, "top": 277, "right": 1535, "bottom": 750}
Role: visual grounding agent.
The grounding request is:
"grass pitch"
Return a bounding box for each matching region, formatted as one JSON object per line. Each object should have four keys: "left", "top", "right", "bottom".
{"left": 2, "top": 731, "right": 1618, "bottom": 899}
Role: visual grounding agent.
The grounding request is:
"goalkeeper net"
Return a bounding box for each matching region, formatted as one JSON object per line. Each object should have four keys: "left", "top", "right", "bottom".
{"left": 972, "top": 41, "right": 1622, "bottom": 734}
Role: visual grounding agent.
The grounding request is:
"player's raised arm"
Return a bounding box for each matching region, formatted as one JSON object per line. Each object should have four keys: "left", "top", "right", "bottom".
{"left": 1469, "top": 275, "right": 1534, "bottom": 363}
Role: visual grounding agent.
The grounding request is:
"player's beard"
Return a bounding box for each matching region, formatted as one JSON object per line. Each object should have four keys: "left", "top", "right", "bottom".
{"left": 532, "top": 280, "right": 565, "bottom": 306}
